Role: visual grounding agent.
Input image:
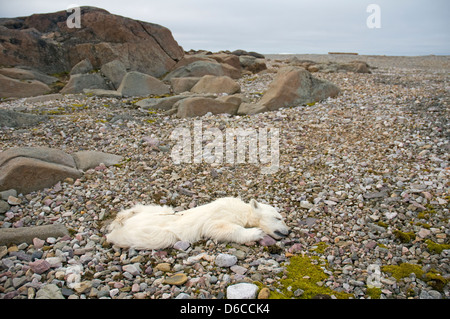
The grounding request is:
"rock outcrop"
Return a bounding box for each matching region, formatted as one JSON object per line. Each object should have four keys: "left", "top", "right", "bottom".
{"left": 0, "top": 7, "right": 184, "bottom": 77}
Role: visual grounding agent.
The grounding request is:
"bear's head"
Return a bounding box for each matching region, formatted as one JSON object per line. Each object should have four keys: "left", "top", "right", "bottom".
{"left": 250, "top": 199, "right": 290, "bottom": 239}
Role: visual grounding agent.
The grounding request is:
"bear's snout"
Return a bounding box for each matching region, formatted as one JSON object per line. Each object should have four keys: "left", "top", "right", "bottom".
{"left": 274, "top": 229, "right": 290, "bottom": 238}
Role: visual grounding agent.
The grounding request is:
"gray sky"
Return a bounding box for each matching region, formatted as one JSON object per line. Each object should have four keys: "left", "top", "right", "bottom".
{"left": 1, "top": 0, "right": 449, "bottom": 55}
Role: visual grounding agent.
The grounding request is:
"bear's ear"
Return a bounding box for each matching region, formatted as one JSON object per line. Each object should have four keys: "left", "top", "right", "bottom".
{"left": 250, "top": 199, "right": 259, "bottom": 210}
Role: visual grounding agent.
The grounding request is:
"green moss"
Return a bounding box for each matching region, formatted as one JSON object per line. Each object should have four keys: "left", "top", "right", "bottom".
{"left": 306, "top": 102, "right": 316, "bottom": 106}
{"left": 366, "top": 287, "right": 382, "bottom": 299}
{"left": 270, "top": 255, "right": 352, "bottom": 299}
{"left": 381, "top": 263, "right": 423, "bottom": 281}
{"left": 425, "top": 240, "right": 450, "bottom": 254}
{"left": 393, "top": 230, "right": 416, "bottom": 243}
{"left": 414, "top": 222, "right": 431, "bottom": 229}
{"left": 424, "top": 270, "right": 448, "bottom": 291}
{"left": 377, "top": 221, "right": 389, "bottom": 228}
{"left": 309, "top": 242, "right": 329, "bottom": 254}
{"left": 417, "top": 209, "right": 436, "bottom": 220}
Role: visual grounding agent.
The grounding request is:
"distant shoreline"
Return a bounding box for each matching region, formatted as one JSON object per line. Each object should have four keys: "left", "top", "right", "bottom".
{"left": 265, "top": 53, "right": 450, "bottom": 70}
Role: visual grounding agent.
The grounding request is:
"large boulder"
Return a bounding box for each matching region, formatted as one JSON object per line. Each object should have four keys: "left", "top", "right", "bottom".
{"left": 0, "top": 67, "right": 58, "bottom": 85}
{"left": 118, "top": 71, "right": 170, "bottom": 97}
{"left": 239, "top": 55, "right": 267, "bottom": 74}
{"left": 100, "top": 59, "right": 127, "bottom": 89}
{"left": 170, "top": 77, "right": 201, "bottom": 94}
{"left": 0, "top": 7, "right": 184, "bottom": 77}
{"left": 0, "top": 147, "right": 123, "bottom": 194}
{"left": 0, "top": 147, "right": 82, "bottom": 194}
{"left": 164, "top": 61, "right": 224, "bottom": 81}
{"left": 175, "top": 97, "right": 239, "bottom": 118}
{"left": 190, "top": 75, "right": 240, "bottom": 94}
{"left": 0, "top": 74, "right": 51, "bottom": 98}
{"left": 60, "top": 73, "right": 110, "bottom": 94}
{"left": 0, "top": 109, "right": 48, "bottom": 128}
{"left": 69, "top": 58, "right": 93, "bottom": 75}
{"left": 259, "top": 67, "right": 340, "bottom": 111}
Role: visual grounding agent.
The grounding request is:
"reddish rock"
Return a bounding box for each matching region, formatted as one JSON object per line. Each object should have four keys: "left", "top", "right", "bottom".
{"left": 0, "top": 7, "right": 184, "bottom": 77}
{"left": 29, "top": 260, "right": 51, "bottom": 274}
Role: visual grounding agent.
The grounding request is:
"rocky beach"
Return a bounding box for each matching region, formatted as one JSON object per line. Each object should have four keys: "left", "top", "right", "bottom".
{"left": 0, "top": 7, "right": 449, "bottom": 300}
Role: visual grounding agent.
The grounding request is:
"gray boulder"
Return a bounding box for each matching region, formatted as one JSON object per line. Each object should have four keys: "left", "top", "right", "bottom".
{"left": 70, "top": 59, "right": 93, "bottom": 75}
{"left": 118, "top": 71, "right": 170, "bottom": 97}
{"left": 101, "top": 60, "right": 127, "bottom": 89}
{"left": 60, "top": 73, "right": 110, "bottom": 94}
{"left": 164, "top": 61, "right": 224, "bottom": 81}
{"left": 0, "top": 109, "right": 48, "bottom": 128}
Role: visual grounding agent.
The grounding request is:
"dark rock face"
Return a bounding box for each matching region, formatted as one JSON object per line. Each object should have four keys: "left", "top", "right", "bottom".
{"left": 0, "top": 7, "right": 184, "bottom": 77}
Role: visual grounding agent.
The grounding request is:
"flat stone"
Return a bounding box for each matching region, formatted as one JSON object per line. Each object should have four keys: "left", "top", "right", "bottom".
{"left": 173, "top": 240, "right": 190, "bottom": 251}
{"left": 163, "top": 273, "right": 188, "bottom": 285}
{"left": 71, "top": 150, "right": 123, "bottom": 171}
{"left": 0, "top": 224, "right": 69, "bottom": 245}
{"left": 155, "top": 263, "right": 171, "bottom": 272}
{"left": 83, "top": 88, "right": 122, "bottom": 98}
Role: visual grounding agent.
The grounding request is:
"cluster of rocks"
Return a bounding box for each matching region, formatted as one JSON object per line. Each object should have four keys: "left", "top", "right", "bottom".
{"left": 0, "top": 6, "right": 347, "bottom": 119}
{"left": 288, "top": 57, "right": 372, "bottom": 74}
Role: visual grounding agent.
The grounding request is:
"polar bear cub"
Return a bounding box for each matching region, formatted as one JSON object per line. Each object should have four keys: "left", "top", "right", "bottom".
{"left": 106, "top": 197, "right": 289, "bottom": 250}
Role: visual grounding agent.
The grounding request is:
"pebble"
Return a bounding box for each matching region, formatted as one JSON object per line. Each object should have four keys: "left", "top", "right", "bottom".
{"left": 226, "top": 283, "right": 259, "bottom": 299}
{"left": 155, "top": 263, "right": 171, "bottom": 272}
{"left": 35, "top": 284, "right": 64, "bottom": 299}
{"left": 258, "top": 287, "right": 271, "bottom": 299}
{"left": 29, "top": 260, "right": 51, "bottom": 274}
{"left": 173, "top": 240, "right": 190, "bottom": 251}
{"left": 7, "top": 196, "right": 22, "bottom": 205}
{"left": 163, "top": 273, "right": 188, "bottom": 285}
{"left": 215, "top": 254, "right": 237, "bottom": 267}
{"left": 258, "top": 235, "right": 277, "bottom": 246}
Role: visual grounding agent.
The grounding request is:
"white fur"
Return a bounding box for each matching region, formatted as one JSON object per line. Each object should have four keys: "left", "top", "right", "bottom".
{"left": 106, "top": 197, "right": 289, "bottom": 250}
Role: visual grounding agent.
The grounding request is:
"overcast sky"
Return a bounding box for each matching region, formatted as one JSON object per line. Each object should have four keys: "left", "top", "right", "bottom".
{"left": 1, "top": 0, "right": 449, "bottom": 55}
